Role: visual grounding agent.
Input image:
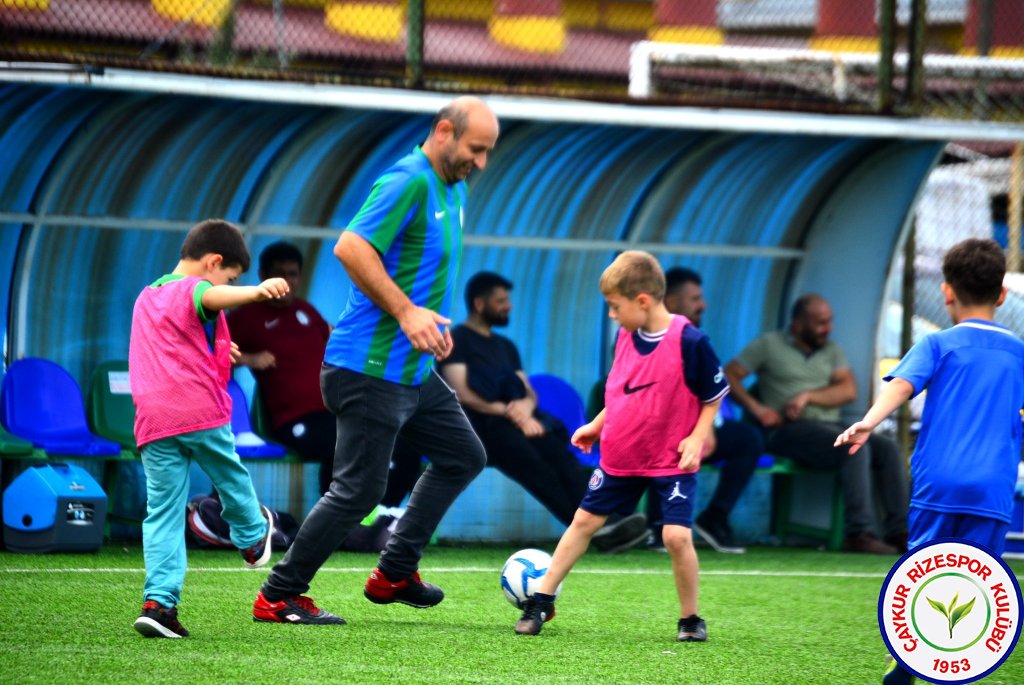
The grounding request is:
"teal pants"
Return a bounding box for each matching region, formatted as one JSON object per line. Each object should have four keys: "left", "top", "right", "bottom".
{"left": 140, "top": 424, "right": 266, "bottom": 608}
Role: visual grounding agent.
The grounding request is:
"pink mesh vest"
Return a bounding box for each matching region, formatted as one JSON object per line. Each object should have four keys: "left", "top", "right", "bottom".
{"left": 129, "top": 276, "right": 233, "bottom": 447}
{"left": 600, "top": 315, "right": 700, "bottom": 477}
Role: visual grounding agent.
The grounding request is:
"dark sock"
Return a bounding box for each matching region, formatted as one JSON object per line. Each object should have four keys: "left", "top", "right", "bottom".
{"left": 532, "top": 592, "right": 556, "bottom": 603}
{"left": 378, "top": 566, "right": 407, "bottom": 583}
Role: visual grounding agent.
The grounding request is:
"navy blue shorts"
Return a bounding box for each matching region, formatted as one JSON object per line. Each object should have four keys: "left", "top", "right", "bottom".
{"left": 908, "top": 508, "right": 1009, "bottom": 556}
{"left": 579, "top": 468, "right": 697, "bottom": 528}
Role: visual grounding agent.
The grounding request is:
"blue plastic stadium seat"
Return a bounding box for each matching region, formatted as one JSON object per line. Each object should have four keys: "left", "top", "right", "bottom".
{"left": 528, "top": 373, "right": 599, "bottom": 467}
{"left": 226, "top": 379, "right": 286, "bottom": 459}
{"left": 0, "top": 357, "right": 120, "bottom": 456}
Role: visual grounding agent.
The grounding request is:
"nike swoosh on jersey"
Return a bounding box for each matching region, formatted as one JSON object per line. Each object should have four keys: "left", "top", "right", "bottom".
{"left": 264, "top": 319, "right": 280, "bottom": 329}
{"left": 434, "top": 210, "right": 445, "bottom": 219}
{"left": 623, "top": 381, "right": 657, "bottom": 394}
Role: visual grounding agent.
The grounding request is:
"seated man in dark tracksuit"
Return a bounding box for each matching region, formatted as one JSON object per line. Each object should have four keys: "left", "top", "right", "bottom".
{"left": 439, "top": 271, "right": 646, "bottom": 553}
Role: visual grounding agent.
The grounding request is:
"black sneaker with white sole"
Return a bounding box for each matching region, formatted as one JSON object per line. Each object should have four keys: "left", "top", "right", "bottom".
{"left": 134, "top": 600, "right": 189, "bottom": 638}
{"left": 514, "top": 596, "right": 556, "bottom": 636}
{"left": 677, "top": 614, "right": 707, "bottom": 642}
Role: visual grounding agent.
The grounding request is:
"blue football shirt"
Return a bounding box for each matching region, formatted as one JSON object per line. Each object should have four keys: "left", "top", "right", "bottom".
{"left": 886, "top": 319, "right": 1024, "bottom": 522}
{"left": 325, "top": 147, "right": 465, "bottom": 386}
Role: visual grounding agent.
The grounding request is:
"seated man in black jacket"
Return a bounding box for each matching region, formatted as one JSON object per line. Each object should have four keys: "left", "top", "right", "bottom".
{"left": 438, "top": 272, "right": 646, "bottom": 552}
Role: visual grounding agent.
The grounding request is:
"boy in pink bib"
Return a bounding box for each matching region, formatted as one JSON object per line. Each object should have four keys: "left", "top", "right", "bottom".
{"left": 514, "top": 251, "right": 727, "bottom": 642}
{"left": 129, "top": 220, "right": 289, "bottom": 639}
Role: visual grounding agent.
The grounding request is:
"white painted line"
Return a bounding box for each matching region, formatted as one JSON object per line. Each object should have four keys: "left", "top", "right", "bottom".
{"left": 0, "top": 566, "right": 888, "bottom": 579}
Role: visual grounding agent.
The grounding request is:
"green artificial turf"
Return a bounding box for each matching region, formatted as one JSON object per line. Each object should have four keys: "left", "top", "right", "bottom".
{"left": 1, "top": 545, "right": 1021, "bottom": 684}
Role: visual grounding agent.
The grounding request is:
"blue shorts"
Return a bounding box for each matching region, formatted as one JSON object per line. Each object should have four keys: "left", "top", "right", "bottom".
{"left": 579, "top": 468, "right": 696, "bottom": 528}
{"left": 908, "top": 508, "right": 1009, "bottom": 556}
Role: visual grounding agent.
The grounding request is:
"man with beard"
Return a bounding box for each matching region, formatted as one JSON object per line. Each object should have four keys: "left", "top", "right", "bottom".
{"left": 229, "top": 241, "right": 421, "bottom": 551}
{"left": 439, "top": 271, "right": 647, "bottom": 552}
{"left": 657, "top": 267, "right": 763, "bottom": 554}
{"left": 724, "top": 294, "right": 908, "bottom": 554}
{"left": 253, "top": 97, "right": 497, "bottom": 625}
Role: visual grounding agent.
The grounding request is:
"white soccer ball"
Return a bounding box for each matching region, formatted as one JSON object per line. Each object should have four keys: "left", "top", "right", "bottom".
{"left": 500, "top": 548, "right": 562, "bottom": 609}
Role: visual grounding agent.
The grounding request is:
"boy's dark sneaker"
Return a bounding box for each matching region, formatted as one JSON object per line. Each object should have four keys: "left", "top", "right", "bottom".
{"left": 592, "top": 512, "right": 648, "bottom": 554}
{"left": 133, "top": 600, "right": 189, "bottom": 638}
{"left": 364, "top": 569, "right": 444, "bottom": 608}
{"left": 240, "top": 505, "right": 275, "bottom": 569}
{"left": 694, "top": 513, "right": 745, "bottom": 554}
{"left": 252, "top": 591, "right": 346, "bottom": 624}
{"left": 882, "top": 655, "right": 916, "bottom": 684}
{"left": 514, "top": 597, "right": 556, "bottom": 636}
{"left": 677, "top": 614, "right": 707, "bottom": 642}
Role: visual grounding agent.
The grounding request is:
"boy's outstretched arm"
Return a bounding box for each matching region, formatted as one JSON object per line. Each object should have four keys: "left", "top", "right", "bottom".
{"left": 201, "top": 278, "right": 289, "bottom": 312}
{"left": 834, "top": 378, "right": 915, "bottom": 454}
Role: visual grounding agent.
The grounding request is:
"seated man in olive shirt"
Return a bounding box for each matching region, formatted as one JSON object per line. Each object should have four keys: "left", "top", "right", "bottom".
{"left": 724, "top": 294, "right": 908, "bottom": 554}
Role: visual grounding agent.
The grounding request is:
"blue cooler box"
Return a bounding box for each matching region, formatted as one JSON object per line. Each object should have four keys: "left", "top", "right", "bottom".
{"left": 3, "top": 463, "right": 107, "bottom": 553}
{"left": 1006, "top": 494, "right": 1024, "bottom": 559}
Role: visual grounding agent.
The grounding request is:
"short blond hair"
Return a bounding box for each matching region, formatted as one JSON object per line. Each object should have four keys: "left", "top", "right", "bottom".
{"left": 599, "top": 250, "right": 665, "bottom": 301}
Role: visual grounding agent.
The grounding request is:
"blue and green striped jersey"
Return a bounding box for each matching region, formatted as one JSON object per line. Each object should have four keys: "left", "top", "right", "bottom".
{"left": 325, "top": 146, "right": 466, "bottom": 386}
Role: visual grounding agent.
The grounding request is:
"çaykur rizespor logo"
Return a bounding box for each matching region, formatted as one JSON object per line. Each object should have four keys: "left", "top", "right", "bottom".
{"left": 879, "top": 539, "right": 1021, "bottom": 683}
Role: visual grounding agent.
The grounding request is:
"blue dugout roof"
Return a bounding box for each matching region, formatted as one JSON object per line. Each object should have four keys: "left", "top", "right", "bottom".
{"left": 0, "top": 79, "right": 946, "bottom": 410}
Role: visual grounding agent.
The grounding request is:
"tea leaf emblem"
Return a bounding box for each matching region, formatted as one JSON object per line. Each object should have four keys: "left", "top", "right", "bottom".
{"left": 927, "top": 592, "right": 976, "bottom": 639}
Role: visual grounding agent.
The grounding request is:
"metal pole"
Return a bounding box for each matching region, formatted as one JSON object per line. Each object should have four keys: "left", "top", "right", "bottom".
{"left": 273, "top": 0, "right": 288, "bottom": 70}
{"left": 897, "top": 222, "right": 916, "bottom": 458}
{"left": 978, "top": 0, "right": 994, "bottom": 55}
{"left": 1010, "top": 142, "right": 1023, "bottom": 273}
{"left": 905, "top": 0, "right": 927, "bottom": 114}
{"left": 974, "top": 0, "right": 994, "bottom": 119}
{"left": 406, "top": 0, "right": 425, "bottom": 89}
{"left": 878, "top": 0, "right": 896, "bottom": 114}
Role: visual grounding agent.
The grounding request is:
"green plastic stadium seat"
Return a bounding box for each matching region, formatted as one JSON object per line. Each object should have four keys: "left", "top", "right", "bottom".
{"left": 0, "top": 423, "right": 34, "bottom": 456}
{"left": 87, "top": 360, "right": 138, "bottom": 452}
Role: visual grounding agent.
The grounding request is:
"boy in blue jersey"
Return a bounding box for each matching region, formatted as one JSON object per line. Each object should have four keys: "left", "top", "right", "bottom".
{"left": 254, "top": 97, "right": 500, "bottom": 625}
{"left": 835, "top": 238, "right": 1024, "bottom": 685}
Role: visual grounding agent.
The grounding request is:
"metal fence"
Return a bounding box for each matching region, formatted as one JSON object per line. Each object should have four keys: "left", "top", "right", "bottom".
{"left": 2, "top": 1, "right": 1023, "bottom": 118}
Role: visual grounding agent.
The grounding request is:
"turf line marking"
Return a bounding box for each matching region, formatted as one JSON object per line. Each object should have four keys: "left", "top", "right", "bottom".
{"left": 0, "top": 566, "right": 887, "bottom": 579}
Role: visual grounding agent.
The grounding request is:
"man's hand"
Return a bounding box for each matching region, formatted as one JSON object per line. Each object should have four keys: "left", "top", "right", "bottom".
{"left": 245, "top": 351, "right": 276, "bottom": 371}
{"left": 784, "top": 391, "right": 812, "bottom": 421}
{"left": 504, "top": 399, "right": 533, "bottom": 426}
{"left": 516, "top": 416, "right": 546, "bottom": 438}
{"left": 754, "top": 405, "right": 783, "bottom": 428}
{"left": 398, "top": 306, "right": 452, "bottom": 359}
{"left": 229, "top": 341, "right": 242, "bottom": 365}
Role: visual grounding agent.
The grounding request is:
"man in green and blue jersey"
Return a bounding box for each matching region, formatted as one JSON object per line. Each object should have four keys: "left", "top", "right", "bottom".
{"left": 254, "top": 96, "right": 500, "bottom": 625}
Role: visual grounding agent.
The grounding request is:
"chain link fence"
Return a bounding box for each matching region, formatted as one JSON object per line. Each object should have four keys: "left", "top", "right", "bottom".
{"left": 1, "top": 1, "right": 1022, "bottom": 117}
{"left": 877, "top": 144, "right": 1023, "bottom": 441}
{"left": 3, "top": 2, "right": 1023, "bottom": 373}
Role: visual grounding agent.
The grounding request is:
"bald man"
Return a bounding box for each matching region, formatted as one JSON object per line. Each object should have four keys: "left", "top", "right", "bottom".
{"left": 724, "top": 294, "right": 908, "bottom": 555}
{"left": 255, "top": 97, "right": 501, "bottom": 624}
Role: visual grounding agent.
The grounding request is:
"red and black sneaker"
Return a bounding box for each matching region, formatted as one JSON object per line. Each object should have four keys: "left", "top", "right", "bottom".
{"left": 252, "top": 591, "right": 346, "bottom": 624}
{"left": 364, "top": 568, "right": 444, "bottom": 608}
{"left": 133, "top": 600, "right": 190, "bottom": 638}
